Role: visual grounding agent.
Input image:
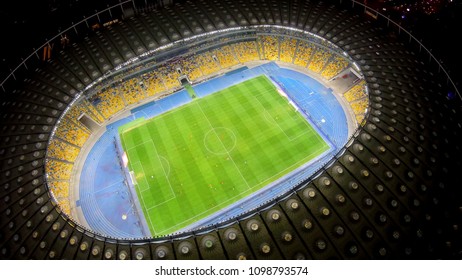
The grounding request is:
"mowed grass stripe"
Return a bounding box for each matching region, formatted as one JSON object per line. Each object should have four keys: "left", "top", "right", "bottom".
{"left": 143, "top": 117, "right": 191, "bottom": 233}
{"left": 248, "top": 83, "right": 299, "bottom": 139}
{"left": 168, "top": 105, "right": 222, "bottom": 214}
{"left": 121, "top": 75, "right": 330, "bottom": 236}
{"left": 251, "top": 79, "right": 328, "bottom": 151}
{"left": 198, "top": 87, "right": 263, "bottom": 187}
{"left": 172, "top": 104, "right": 238, "bottom": 206}
{"left": 239, "top": 79, "right": 311, "bottom": 188}
{"left": 204, "top": 80, "right": 293, "bottom": 187}
{"left": 144, "top": 101, "right": 249, "bottom": 234}
{"left": 204, "top": 100, "right": 262, "bottom": 187}
{"left": 181, "top": 105, "right": 239, "bottom": 202}
{"left": 127, "top": 127, "right": 173, "bottom": 207}
{"left": 218, "top": 79, "right": 304, "bottom": 187}
{"left": 146, "top": 107, "right": 208, "bottom": 229}
{"left": 204, "top": 82, "right": 280, "bottom": 188}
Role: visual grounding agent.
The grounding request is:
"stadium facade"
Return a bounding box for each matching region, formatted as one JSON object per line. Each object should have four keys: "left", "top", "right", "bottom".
{"left": 0, "top": 0, "right": 461, "bottom": 259}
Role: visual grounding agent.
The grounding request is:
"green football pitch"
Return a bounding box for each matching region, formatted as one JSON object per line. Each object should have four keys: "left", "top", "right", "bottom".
{"left": 119, "top": 75, "right": 330, "bottom": 236}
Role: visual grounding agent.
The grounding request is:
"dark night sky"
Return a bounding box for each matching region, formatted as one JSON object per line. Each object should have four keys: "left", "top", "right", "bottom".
{"left": 0, "top": 0, "right": 461, "bottom": 90}
{"left": 0, "top": 0, "right": 122, "bottom": 79}
{"left": 398, "top": 0, "right": 462, "bottom": 90}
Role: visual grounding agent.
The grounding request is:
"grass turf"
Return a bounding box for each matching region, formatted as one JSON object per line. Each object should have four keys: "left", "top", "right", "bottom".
{"left": 120, "top": 75, "right": 330, "bottom": 236}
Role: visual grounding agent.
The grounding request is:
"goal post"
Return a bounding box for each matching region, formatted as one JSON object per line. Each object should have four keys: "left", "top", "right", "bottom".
{"left": 129, "top": 171, "right": 137, "bottom": 185}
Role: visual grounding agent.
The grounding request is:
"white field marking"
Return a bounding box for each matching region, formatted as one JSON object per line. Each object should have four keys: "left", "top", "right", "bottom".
{"left": 121, "top": 102, "right": 196, "bottom": 134}
{"left": 144, "top": 140, "right": 176, "bottom": 199}
{"left": 123, "top": 131, "right": 175, "bottom": 197}
{"left": 147, "top": 122, "right": 330, "bottom": 235}
{"left": 126, "top": 139, "right": 157, "bottom": 154}
{"left": 196, "top": 101, "right": 251, "bottom": 190}
{"left": 120, "top": 121, "right": 147, "bottom": 135}
{"left": 130, "top": 161, "right": 149, "bottom": 192}
{"left": 122, "top": 97, "right": 244, "bottom": 235}
{"left": 131, "top": 151, "right": 175, "bottom": 234}
{"left": 128, "top": 161, "right": 155, "bottom": 233}
{"left": 203, "top": 127, "right": 237, "bottom": 155}
{"left": 145, "top": 204, "right": 156, "bottom": 235}
{"left": 135, "top": 80, "right": 328, "bottom": 234}
{"left": 124, "top": 132, "right": 176, "bottom": 208}
{"left": 122, "top": 134, "right": 140, "bottom": 172}
{"left": 152, "top": 187, "right": 256, "bottom": 236}
{"left": 251, "top": 143, "right": 330, "bottom": 190}
{"left": 252, "top": 94, "right": 311, "bottom": 142}
{"left": 145, "top": 196, "right": 176, "bottom": 211}
{"left": 159, "top": 156, "right": 171, "bottom": 177}
{"left": 261, "top": 109, "right": 298, "bottom": 140}
{"left": 150, "top": 139, "right": 324, "bottom": 237}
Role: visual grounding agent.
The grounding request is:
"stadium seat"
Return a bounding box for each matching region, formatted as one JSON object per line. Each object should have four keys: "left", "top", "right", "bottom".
{"left": 293, "top": 40, "right": 315, "bottom": 67}
{"left": 233, "top": 41, "right": 259, "bottom": 63}
{"left": 280, "top": 37, "right": 297, "bottom": 63}
{"left": 321, "top": 54, "right": 349, "bottom": 79}
{"left": 307, "top": 47, "right": 331, "bottom": 73}
{"left": 261, "top": 35, "right": 279, "bottom": 61}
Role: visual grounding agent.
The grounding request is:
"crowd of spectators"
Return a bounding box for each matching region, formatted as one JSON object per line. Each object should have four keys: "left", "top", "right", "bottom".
{"left": 280, "top": 37, "right": 297, "bottom": 63}
{"left": 261, "top": 35, "right": 279, "bottom": 61}
{"left": 294, "top": 41, "right": 315, "bottom": 67}
{"left": 343, "top": 80, "right": 368, "bottom": 122}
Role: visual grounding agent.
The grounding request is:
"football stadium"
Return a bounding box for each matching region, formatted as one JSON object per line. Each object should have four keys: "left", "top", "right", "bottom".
{"left": 52, "top": 28, "right": 359, "bottom": 239}
{"left": 0, "top": 0, "right": 461, "bottom": 260}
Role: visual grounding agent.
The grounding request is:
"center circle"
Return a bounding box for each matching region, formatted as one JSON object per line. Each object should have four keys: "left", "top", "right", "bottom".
{"left": 204, "top": 127, "right": 237, "bottom": 155}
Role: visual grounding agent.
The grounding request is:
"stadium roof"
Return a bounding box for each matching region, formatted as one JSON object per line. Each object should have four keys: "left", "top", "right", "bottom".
{"left": 0, "top": 0, "right": 460, "bottom": 260}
